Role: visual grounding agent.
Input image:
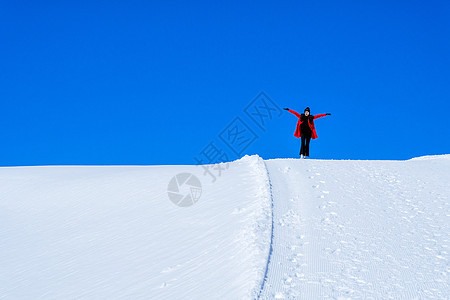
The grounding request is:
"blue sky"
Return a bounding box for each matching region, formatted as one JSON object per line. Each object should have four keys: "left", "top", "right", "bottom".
{"left": 0, "top": 0, "right": 449, "bottom": 166}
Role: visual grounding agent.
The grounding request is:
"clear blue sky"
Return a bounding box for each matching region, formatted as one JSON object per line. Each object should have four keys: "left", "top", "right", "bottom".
{"left": 1, "top": 0, "right": 449, "bottom": 166}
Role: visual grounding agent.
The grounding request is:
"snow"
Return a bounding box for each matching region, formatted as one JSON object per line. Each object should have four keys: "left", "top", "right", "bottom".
{"left": 260, "top": 156, "right": 450, "bottom": 299}
{"left": 0, "top": 156, "right": 272, "bottom": 299}
{"left": 1, "top": 155, "right": 449, "bottom": 299}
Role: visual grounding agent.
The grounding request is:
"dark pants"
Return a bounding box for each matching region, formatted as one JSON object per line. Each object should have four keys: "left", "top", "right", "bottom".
{"left": 300, "top": 136, "right": 311, "bottom": 156}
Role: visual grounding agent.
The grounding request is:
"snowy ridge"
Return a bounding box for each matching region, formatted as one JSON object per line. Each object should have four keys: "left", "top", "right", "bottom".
{"left": 409, "top": 154, "right": 450, "bottom": 161}
{"left": 0, "top": 155, "right": 449, "bottom": 299}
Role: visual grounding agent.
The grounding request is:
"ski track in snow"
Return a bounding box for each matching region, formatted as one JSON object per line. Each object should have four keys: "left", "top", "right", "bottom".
{"left": 256, "top": 161, "right": 275, "bottom": 299}
{"left": 259, "top": 157, "right": 450, "bottom": 299}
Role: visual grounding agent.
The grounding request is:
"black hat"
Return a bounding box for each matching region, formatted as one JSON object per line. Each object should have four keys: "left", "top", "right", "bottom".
{"left": 304, "top": 107, "right": 310, "bottom": 112}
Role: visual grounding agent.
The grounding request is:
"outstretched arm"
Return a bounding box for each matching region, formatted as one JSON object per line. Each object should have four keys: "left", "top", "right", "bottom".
{"left": 313, "top": 113, "right": 331, "bottom": 120}
{"left": 283, "top": 108, "right": 301, "bottom": 118}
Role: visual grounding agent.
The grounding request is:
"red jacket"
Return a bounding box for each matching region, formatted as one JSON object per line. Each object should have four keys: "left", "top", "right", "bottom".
{"left": 287, "top": 109, "right": 327, "bottom": 139}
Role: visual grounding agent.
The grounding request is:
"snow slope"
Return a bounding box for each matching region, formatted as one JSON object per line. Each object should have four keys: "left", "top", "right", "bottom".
{"left": 0, "top": 155, "right": 449, "bottom": 299}
{"left": 0, "top": 156, "right": 272, "bottom": 299}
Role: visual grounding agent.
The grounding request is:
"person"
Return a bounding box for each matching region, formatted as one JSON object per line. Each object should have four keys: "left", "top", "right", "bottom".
{"left": 284, "top": 107, "right": 331, "bottom": 158}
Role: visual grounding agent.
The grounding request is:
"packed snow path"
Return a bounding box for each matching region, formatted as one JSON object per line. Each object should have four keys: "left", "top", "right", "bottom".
{"left": 259, "top": 156, "right": 450, "bottom": 299}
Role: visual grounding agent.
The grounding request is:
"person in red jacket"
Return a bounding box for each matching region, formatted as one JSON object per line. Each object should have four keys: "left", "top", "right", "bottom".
{"left": 284, "top": 107, "right": 331, "bottom": 158}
